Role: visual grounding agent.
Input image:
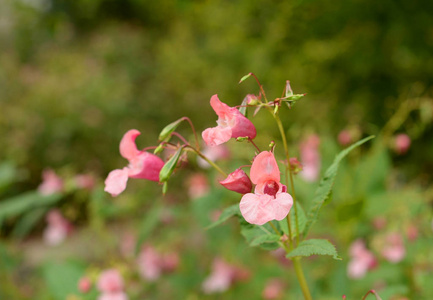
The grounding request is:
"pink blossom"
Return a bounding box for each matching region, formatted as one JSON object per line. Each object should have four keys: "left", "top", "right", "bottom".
{"left": 43, "top": 209, "right": 72, "bottom": 246}
{"left": 262, "top": 278, "right": 285, "bottom": 300}
{"left": 38, "top": 169, "right": 64, "bottom": 195}
{"left": 197, "top": 144, "right": 230, "bottom": 168}
{"left": 338, "top": 130, "right": 352, "bottom": 146}
{"left": 104, "top": 130, "right": 164, "bottom": 197}
{"left": 78, "top": 277, "right": 92, "bottom": 293}
{"left": 381, "top": 233, "right": 406, "bottom": 263}
{"left": 137, "top": 246, "right": 163, "bottom": 282}
{"left": 347, "top": 239, "right": 377, "bottom": 279}
{"left": 202, "top": 95, "right": 256, "bottom": 147}
{"left": 394, "top": 134, "right": 411, "bottom": 154}
{"left": 187, "top": 173, "right": 210, "bottom": 199}
{"left": 161, "top": 252, "right": 180, "bottom": 273}
{"left": 240, "top": 151, "right": 293, "bottom": 225}
{"left": 75, "top": 174, "right": 96, "bottom": 190}
{"left": 98, "top": 292, "right": 128, "bottom": 300}
{"left": 97, "top": 269, "right": 124, "bottom": 294}
{"left": 300, "top": 134, "right": 321, "bottom": 182}
{"left": 219, "top": 169, "right": 252, "bottom": 194}
{"left": 202, "top": 258, "right": 247, "bottom": 294}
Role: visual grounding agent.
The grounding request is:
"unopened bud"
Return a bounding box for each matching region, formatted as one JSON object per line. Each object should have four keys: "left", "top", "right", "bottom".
{"left": 236, "top": 137, "right": 249, "bottom": 142}
{"left": 219, "top": 169, "right": 252, "bottom": 194}
{"left": 289, "top": 157, "right": 303, "bottom": 174}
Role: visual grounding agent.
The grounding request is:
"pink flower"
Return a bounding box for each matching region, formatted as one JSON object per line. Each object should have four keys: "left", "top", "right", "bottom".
{"left": 98, "top": 292, "right": 128, "bottom": 300}
{"left": 394, "top": 134, "right": 411, "bottom": 154}
{"left": 239, "top": 151, "right": 293, "bottom": 225}
{"left": 97, "top": 269, "right": 124, "bottom": 294}
{"left": 137, "top": 245, "right": 163, "bottom": 282}
{"left": 197, "top": 144, "right": 230, "bottom": 168}
{"left": 219, "top": 169, "right": 252, "bottom": 194}
{"left": 104, "top": 130, "right": 164, "bottom": 197}
{"left": 161, "top": 252, "right": 180, "bottom": 273}
{"left": 202, "top": 95, "right": 256, "bottom": 147}
{"left": 75, "top": 174, "right": 96, "bottom": 190}
{"left": 78, "top": 277, "right": 92, "bottom": 293}
{"left": 347, "top": 239, "right": 377, "bottom": 279}
{"left": 202, "top": 258, "right": 247, "bottom": 294}
{"left": 262, "top": 278, "right": 285, "bottom": 300}
{"left": 300, "top": 134, "right": 321, "bottom": 182}
{"left": 338, "top": 130, "right": 352, "bottom": 146}
{"left": 43, "top": 209, "right": 72, "bottom": 246}
{"left": 187, "top": 173, "right": 210, "bottom": 199}
{"left": 381, "top": 233, "right": 406, "bottom": 263}
{"left": 38, "top": 169, "right": 63, "bottom": 195}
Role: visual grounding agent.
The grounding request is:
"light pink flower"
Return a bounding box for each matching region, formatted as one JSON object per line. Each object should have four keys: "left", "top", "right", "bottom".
{"left": 202, "top": 95, "right": 256, "bottom": 147}
{"left": 38, "top": 169, "right": 64, "bottom": 195}
{"left": 104, "top": 130, "right": 164, "bottom": 197}
{"left": 347, "top": 239, "right": 377, "bottom": 279}
{"left": 219, "top": 169, "right": 252, "bottom": 194}
{"left": 338, "top": 130, "right": 352, "bottom": 146}
{"left": 381, "top": 233, "right": 406, "bottom": 263}
{"left": 202, "top": 258, "right": 244, "bottom": 294}
{"left": 187, "top": 173, "right": 210, "bottom": 199}
{"left": 78, "top": 276, "right": 92, "bottom": 293}
{"left": 75, "top": 174, "right": 96, "bottom": 190}
{"left": 262, "top": 278, "right": 285, "bottom": 300}
{"left": 98, "top": 292, "right": 128, "bottom": 300}
{"left": 240, "top": 151, "right": 293, "bottom": 225}
{"left": 137, "top": 245, "right": 163, "bottom": 282}
{"left": 300, "top": 134, "right": 321, "bottom": 182}
{"left": 97, "top": 269, "right": 124, "bottom": 294}
{"left": 197, "top": 144, "right": 230, "bottom": 168}
{"left": 394, "top": 134, "right": 411, "bottom": 154}
{"left": 43, "top": 209, "right": 72, "bottom": 246}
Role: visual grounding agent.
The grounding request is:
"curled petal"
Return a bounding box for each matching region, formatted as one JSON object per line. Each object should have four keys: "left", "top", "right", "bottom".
{"left": 104, "top": 168, "right": 129, "bottom": 197}
{"left": 250, "top": 151, "right": 280, "bottom": 184}
{"left": 202, "top": 126, "right": 232, "bottom": 147}
{"left": 210, "top": 94, "right": 232, "bottom": 118}
{"left": 128, "top": 152, "right": 164, "bottom": 182}
{"left": 119, "top": 129, "right": 141, "bottom": 161}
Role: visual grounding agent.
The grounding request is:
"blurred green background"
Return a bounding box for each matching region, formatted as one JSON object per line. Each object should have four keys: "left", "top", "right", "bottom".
{"left": 0, "top": 0, "right": 432, "bottom": 299}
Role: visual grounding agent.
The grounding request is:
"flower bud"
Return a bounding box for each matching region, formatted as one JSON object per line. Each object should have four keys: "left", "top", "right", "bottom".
{"left": 288, "top": 157, "right": 303, "bottom": 174}
{"left": 219, "top": 169, "right": 252, "bottom": 194}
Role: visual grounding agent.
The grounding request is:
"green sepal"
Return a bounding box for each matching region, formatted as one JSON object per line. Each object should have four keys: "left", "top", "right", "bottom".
{"left": 158, "top": 118, "right": 184, "bottom": 141}
{"left": 159, "top": 147, "right": 183, "bottom": 182}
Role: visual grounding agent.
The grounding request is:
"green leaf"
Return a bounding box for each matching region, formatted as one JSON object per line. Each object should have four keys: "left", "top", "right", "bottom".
{"left": 206, "top": 204, "right": 240, "bottom": 229}
{"left": 303, "top": 136, "right": 374, "bottom": 237}
{"left": 0, "top": 191, "right": 62, "bottom": 224}
{"left": 250, "top": 234, "right": 280, "bottom": 246}
{"left": 158, "top": 118, "right": 184, "bottom": 141}
{"left": 286, "top": 239, "right": 341, "bottom": 260}
{"left": 159, "top": 147, "right": 183, "bottom": 182}
{"left": 278, "top": 202, "right": 306, "bottom": 239}
{"left": 43, "top": 261, "right": 84, "bottom": 300}
{"left": 0, "top": 162, "right": 19, "bottom": 194}
{"left": 239, "top": 218, "right": 280, "bottom": 250}
{"left": 239, "top": 73, "right": 252, "bottom": 83}
{"left": 12, "top": 207, "right": 47, "bottom": 238}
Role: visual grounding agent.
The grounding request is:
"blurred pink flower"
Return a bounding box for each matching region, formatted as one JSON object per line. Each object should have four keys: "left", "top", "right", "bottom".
{"left": 240, "top": 151, "right": 293, "bottom": 225}
{"left": 288, "top": 157, "right": 303, "bottom": 175}
{"left": 137, "top": 245, "right": 163, "bottom": 281}
{"left": 97, "top": 269, "right": 124, "bottom": 294}
{"left": 38, "top": 169, "right": 64, "bottom": 195}
{"left": 75, "top": 174, "right": 96, "bottom": 190}
{"left": 372, "top": 217, "right": 387, "bottom": 230}
{"left": 187, "top": 173, "right": 210, "bottom": 199}
{"left": 78, "top": 276, "right": 92, "bottom": 293}
{"left": 300, "top": 134, "right": 321, "bottom": 182}
{"left": 43, "top": 209, "right": 72, "bottom": 246}
{"left": 202, "top": 95, "right": 256, "bottom": 146}
{"left": 104, "top": 130, "right": 164, "bottom": 197}
{"left": 338, "top": 130, "right": 352, "bottom": 146}
{"left": 347, "top": 239, "right": 377, "bottom": 279}
{"left": 262, "top": 278, "right": 285, "bottom": 300}
{"left": 394, "top": 134, "right": 411, "bottom": 154}
{"left": 161, "top": 252, "right": 180, "bottom": 273}
{"left": 202, "top": 258, "right": 248, "bottom": 294}
{"left": 98, "top": 292, "right": 128, "bottom": 300}
{"left": 381, "top": 232, "right": 406, "bottom": 263}
{"left": 219, "top": 169, "right": 252, "bottom": 194}
{"left": 197, "top": 144, "right": 230, "bottom": 168}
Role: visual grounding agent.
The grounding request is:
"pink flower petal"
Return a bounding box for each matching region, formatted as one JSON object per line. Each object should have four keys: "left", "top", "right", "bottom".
{"left": 250, "top": 151, "right": 280, "bottom": 184}
{"left": 219, "top": 169, "right": 252, "bottom": 194}
{"left": 271, "top": 192, "right": 293, "bottom": 221}
{"left": 97, "top": 269, "right": 124, "bottom": 293}
{"left": 210, "top": 94, "right": 232, "bottom": 118}
{"left": 98, "top": 292, "right": 128, "bottom": 300}
{"left": 119, "top": 129, "right": 141, "bottom": 161}
{"left": 202, "top": 126, "right": 232, "bottom": 147}
{"left": 240, "top": 192, "right": 292, "bottom": 225}
{"left": 104, "top": 168, "right": 129, "bottom": 197}
{"left": 127, "top": 152, "right": 164, "bottom": 182}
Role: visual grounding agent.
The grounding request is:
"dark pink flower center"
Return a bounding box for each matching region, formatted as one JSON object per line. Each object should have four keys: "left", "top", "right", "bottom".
{"left": 263, "top": 180, "right": 279, "bottom": 197}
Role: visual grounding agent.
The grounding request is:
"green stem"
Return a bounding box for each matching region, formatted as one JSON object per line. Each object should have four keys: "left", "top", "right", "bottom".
{"left": 186, "top": 146, "right": 227, "bottom": 177}
{"left": 293, "top": 258, "right": 312, "bottom": 300}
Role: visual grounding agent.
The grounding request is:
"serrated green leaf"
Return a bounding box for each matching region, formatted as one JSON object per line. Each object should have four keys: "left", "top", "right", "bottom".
{"left": 250, "top": 234, "right": 280, "bottom": 246}
{"left": 158, "top": 118, "right": 184, "bottom": 141}
{"left": 239, "top": 218, "right": 280, "bottom": 250}
{"left": 239, "top": 73, "right": 252, "bottom": 83}
{"left": 286, "top": 239, "right": 341, "bottom": 260}
{"left": 159, "top": 147, "right": 183, "bottom": 182}
{"left": 303, "top": 136, "right": 374, "bottom": 237}
{"left": 206, "top": 204, "right": 240, "bottom": 229}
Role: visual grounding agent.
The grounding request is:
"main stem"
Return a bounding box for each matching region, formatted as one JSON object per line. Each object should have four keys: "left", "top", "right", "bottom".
{"left": 293, "top": 258, "right": 312, "bottom": 300}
